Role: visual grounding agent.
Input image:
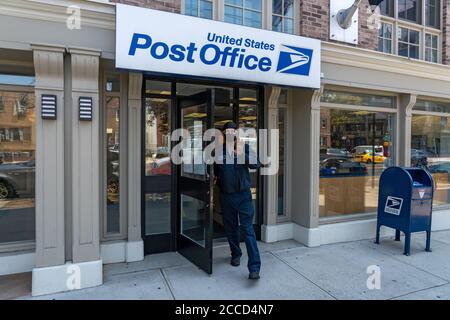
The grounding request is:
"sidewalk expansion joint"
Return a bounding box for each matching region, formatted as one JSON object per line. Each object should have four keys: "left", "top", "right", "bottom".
{"left": 268, "top": 251, "right": 337, "bottom": 300}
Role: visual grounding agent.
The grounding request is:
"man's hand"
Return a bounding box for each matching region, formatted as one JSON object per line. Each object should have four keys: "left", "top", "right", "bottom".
{"left": 216, "top": 132, "right": 224, "bottom": 145}
{"left": 235, "top": 139, "right": 244, "bottom": 156}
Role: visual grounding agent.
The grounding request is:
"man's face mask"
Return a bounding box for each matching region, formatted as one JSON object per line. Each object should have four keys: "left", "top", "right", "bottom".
{"left": 224, "top": 128, "right": 237, "bottom": 136}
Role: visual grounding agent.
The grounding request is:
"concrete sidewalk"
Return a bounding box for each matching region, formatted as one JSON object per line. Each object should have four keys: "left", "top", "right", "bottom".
{"left": 17, "top": 230, "right": 450, "bottom": 300}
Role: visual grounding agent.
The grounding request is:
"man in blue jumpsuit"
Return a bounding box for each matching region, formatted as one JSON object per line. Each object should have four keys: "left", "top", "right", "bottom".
{"left": 215, "top": 121, "right": 261, "bottom": 280}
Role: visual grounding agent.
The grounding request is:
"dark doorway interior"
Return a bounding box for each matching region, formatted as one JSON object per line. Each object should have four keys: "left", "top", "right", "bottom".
{"left": 142, "top": 77, "right": 264, "bottom": 265}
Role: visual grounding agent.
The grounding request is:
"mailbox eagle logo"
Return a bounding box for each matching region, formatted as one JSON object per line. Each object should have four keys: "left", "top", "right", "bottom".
{"left": 384, "top": 196, "right": 404, "bottom": 216}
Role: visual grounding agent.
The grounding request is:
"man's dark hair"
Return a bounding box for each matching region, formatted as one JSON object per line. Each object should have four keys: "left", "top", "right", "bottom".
{"left": 222, "top": 121, "right": 238, "bottom": 132}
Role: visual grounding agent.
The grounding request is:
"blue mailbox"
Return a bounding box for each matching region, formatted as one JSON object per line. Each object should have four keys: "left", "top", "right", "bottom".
{"left": 375, "top": 167, "right": 434, "bottom": 256}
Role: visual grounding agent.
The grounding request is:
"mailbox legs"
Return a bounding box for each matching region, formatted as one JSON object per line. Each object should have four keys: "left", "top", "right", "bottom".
{"left": 425, "top": 231, "right": 432, "bottom": 252}
{"left": 395, "top": 230, "right": 401, "bottom": 241}
{"left": 375, "top": 224, "right": 381, "bottom": 244}
{"left": 404, "top": 233, "right": 411, "bottom": 256}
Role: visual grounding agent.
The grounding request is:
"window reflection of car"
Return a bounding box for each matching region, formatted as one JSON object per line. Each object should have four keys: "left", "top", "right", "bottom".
{"left": 320, "top": 148, "right": 352, "bottom": 161}
{"left": 354, "top": 151, "right": 386, "bottom": 164}
{"left": 353, "top": 145, "right": 384, "bottom": 156}
{"left": 320, "top": 158, "right": 368, "bottom": 177}
{"left": 149, "top": 156, "right": 171, "bottom": 175}
{"left": 411, "top": 149, "right": 429, "bottom": 167}
{"left": 0, "top": 159, "right": 35, "bottom": 200}
{"left": 428, "top": 162, "right": 450, "bottom": 174}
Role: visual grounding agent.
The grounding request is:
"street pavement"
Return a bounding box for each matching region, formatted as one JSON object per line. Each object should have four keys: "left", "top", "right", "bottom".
{"left": 9, "top": 230, "right": 450, "bottom": 300}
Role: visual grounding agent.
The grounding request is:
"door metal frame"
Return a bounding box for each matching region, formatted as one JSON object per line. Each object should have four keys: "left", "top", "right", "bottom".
{"left": 176, "top": 90, "right": 215, "bottom": 274}
{"left": 141, "top": 75, "right": 264, "bottom": 256}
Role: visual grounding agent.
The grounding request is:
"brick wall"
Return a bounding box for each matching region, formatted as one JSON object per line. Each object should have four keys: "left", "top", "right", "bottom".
{"left": 299, "top": 0, "right": 329, "bottom": 42}
{"left": 358, "top": 2, "right": 378, "bottom": 51}
{"left": 444, "top": 1, "right": 450, "bottom": 65}
{"left": 110, "top": 0, "right": 181, "bottom": 13}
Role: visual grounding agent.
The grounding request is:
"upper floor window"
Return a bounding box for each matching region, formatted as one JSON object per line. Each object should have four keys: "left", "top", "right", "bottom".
{"left": 183, "top": 0, "right": 297, "bottom": 34}
{"left": 425, "top": 33, "right": 439, "bottom": 63}
{"left": 185, "top": 0, "right": 213, "bottom": 19}
{"left": 272, "top": 0, "right": 294, "bottom": 34}
{"left": 378, "top": 22, "right": 393, "bottom": 54}
{"left": 224, "top": 0, "right": 262, "bottom": 28}
{"left": 398, "top": 0, "right": 421, "bottom": 23}
{"left": 380, "top": 0, "right": 395, "bottom": 17}
{"left": 398, "top": 27, "right": 420, "bottom": 59}
{"left": 378, "top": 0, "right": 442, "bottom": 63}
{"left": 425, "top": 0, "right": 440, "bottom": 29}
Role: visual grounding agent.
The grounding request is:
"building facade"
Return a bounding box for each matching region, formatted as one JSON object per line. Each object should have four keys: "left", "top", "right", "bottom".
{"left": 1, "top": 0, "right": 450, "bottom": 296}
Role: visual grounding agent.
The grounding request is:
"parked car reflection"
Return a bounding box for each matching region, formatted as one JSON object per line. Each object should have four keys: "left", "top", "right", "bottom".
{"left": 146, "top": 148, "right": 171, "bottom": 176}
{"left": 411, "top": 149, "right": 434, "bottom": 167}
{"left": 320, "top": 157, "right": 368, "bottom": 177}
{"left": 0, "top": 158, "right": 35, "bottom": 199}
{"left": 428, "top": 162, "right": 450, "bottom": 174}
{"left": 320, "top": 148, "right": 352, "bottom": 161}
{"left": 353, "top": 150, "right": 386, "bottom": 164}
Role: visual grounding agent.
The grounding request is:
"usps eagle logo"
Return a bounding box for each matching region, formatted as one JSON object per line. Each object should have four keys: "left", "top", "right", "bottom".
{"left": 276, "top": 45, "right": 313, "bottom": 76}
{"left": 384, "top": 196, "right": 404, "bottom": 216}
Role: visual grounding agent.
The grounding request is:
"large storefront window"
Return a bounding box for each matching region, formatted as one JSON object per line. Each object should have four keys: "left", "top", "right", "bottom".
{"left": 411, "top": 99, "right": 450, "bottom": 206}
{"left": 0, "top": 75, "right": 35, "bottom": 245}
{"left": 320, "top": 91, "right": 396, "bottom": 218}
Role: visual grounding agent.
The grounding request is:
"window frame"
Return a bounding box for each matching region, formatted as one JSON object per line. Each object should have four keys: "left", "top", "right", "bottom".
{"left": 0, "top": 82, "right": 36, "bottom": 253}
{"left": 223, "top": 0, "right": 264, "bottom": 28}
{"left": 378, "top": 0, "right": 443, "bottom": 64}
{"left": 424, "top": 32, "right": 439, "bottom": 63}
{"left": 397, "top": 26, "right": 421, "bottom": 59}
{"left": 378, "top": 21, "right": 394, "bottom": 54}
{"left": 100, "top": 71, "right": 128, "bottom": 242}
{"left": 319, "top": 86, "right": 400, "bottom": 224}
{"left": 425, "top": 0, "right": 440, "bottom": 29}
{"left": 276, "top": 89, "right": 292, "bottom": 221}
{"left": 182, "top": 0, "right": 299, "bottom": 34}
{"left": 183, "top": 0, "right": 215, "bottom": 19}
{"left": 411, "top": 97, "right": 450, "bottom": 210}
{"left": 271, "top": 0, "right": 295, "bottom": 34}
{"left": 398, "top": 0, "right": 422, "bottom": 24}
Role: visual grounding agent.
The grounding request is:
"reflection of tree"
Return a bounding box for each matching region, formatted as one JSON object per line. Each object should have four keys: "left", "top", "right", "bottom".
{"left": 19, "top": 94, "right": 29, "bottom": 108}
{"left": 328, "top": 110, "right": 391, "bottom": 151}
{"left": 330, "top": 109, "right": 367, "bottom": 125}
{"left": 411, "top": 115, "right": 450, "bottom": 157}
{"left": 146, "top": 101, "right": 169, "bottom": 136}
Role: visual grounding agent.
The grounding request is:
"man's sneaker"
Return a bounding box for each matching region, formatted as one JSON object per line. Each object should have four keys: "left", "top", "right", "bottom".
{"left": 248, "top": 271, "right": 260, "bottom": 280}
{"left": 230, "top": 256, "right": 240, "bottom": 267}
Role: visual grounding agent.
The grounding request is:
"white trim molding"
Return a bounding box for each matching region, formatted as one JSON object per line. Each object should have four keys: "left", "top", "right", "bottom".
{"left": 100, "top": 241, "right": 126, "bottom": 264}
{"left": 263, "top": 209, "right": 450, "bottom": 247}
{"left": 262, "top": 223, "right": 293, "bottom": 243}
{"left": 322, "top": 41, "right": 450, "bottom": 84}
{"left": 126, "top": 240, "right": 144, "bottom": 263}
{"left": 100, "top": 240, "right": 144, "bottom": 264}
{"left": 0, "top": 251, "right": 35, "bottom": 276}
{"left": 32, "top": 259, "right": 103, "bottom": 296}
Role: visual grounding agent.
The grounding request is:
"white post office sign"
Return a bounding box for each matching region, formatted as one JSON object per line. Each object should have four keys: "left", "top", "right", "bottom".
{"left": 115, "top": 4, "right": 321, "bottom": 88}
